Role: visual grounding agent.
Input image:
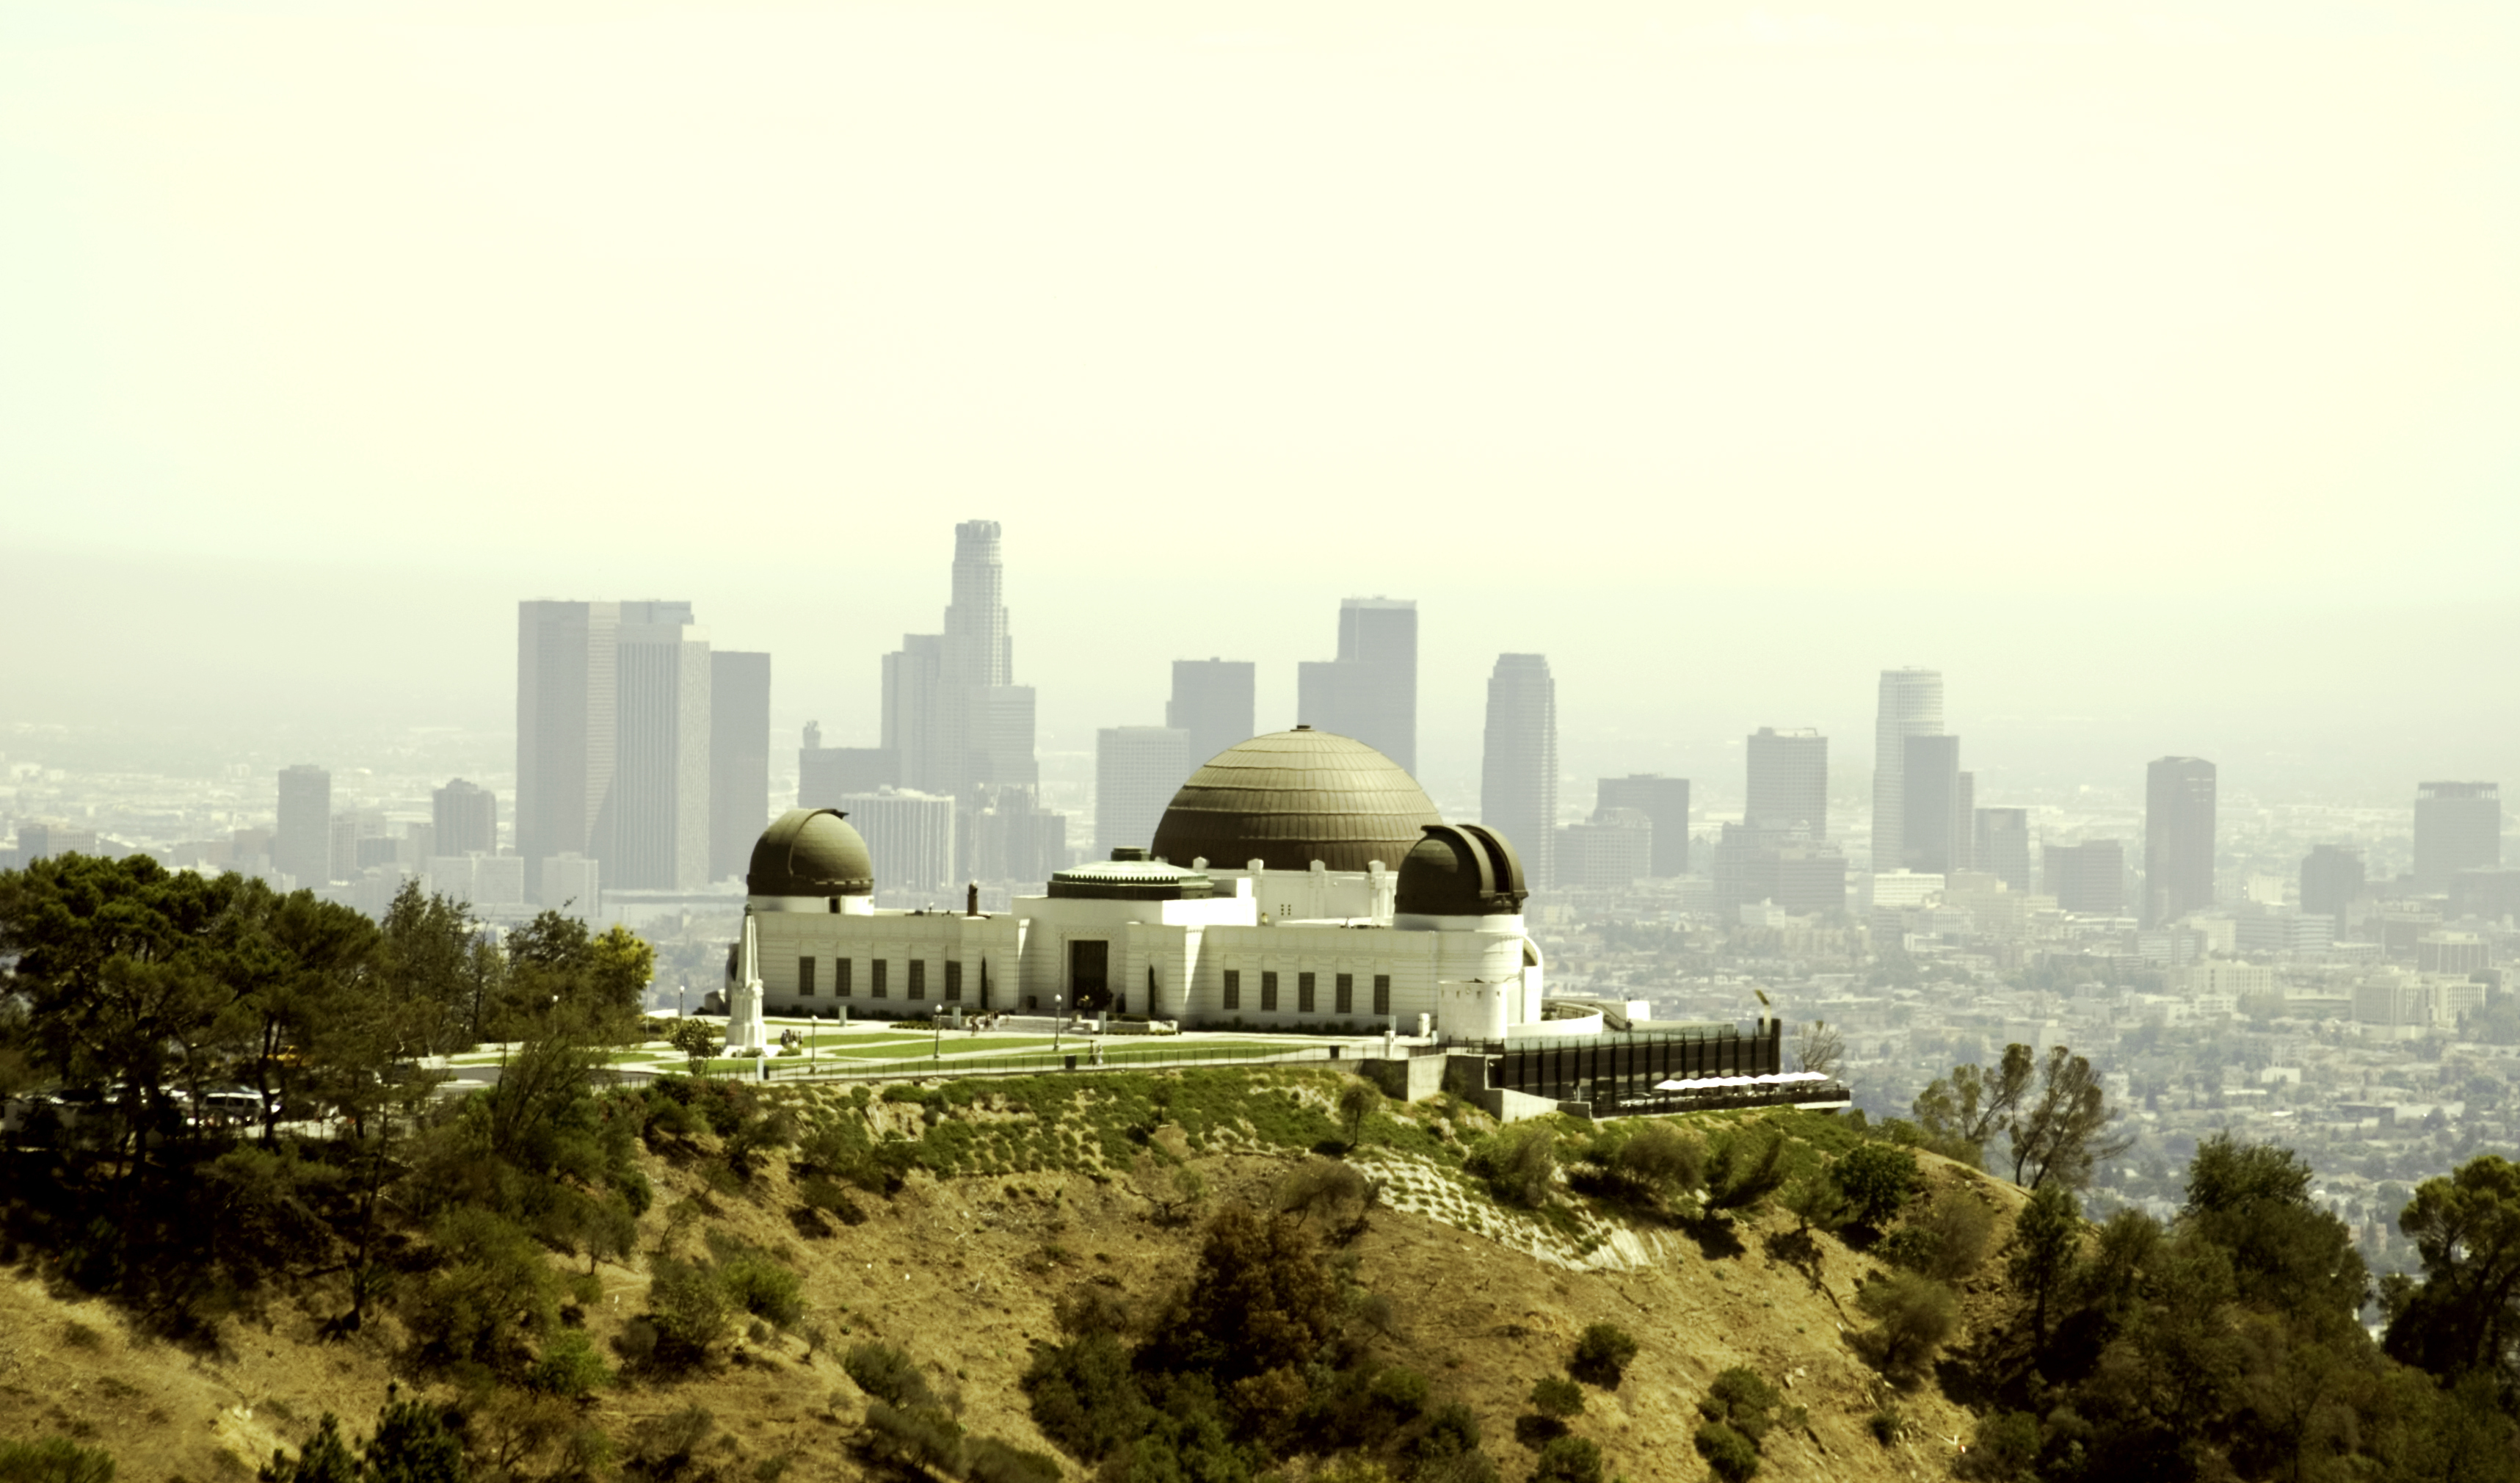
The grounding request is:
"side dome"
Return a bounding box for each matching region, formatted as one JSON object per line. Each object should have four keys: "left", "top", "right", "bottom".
{"left": 1150, "top": 727, "right": 1441, "bottom": 873}
{"left": 747, "top": 808, "right": 874, "bottom": 897}
{"left": 1395, "top": 824, "right": 1530, "bottom": 916}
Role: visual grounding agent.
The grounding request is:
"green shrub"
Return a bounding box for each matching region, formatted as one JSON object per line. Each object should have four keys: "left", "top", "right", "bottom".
{"left": 845, "top": 1342, "right": 938, "bottom": 1410}
{"left": 529, "top": 1329, "right": 616, "bottom": 1400}
{"left": 1367, "top": 1366, "right": 1430, "bottom": 1418}
{"left": 1529, "top": 1436, "right": 1602, "bottom": 1483}
{"left": 1866, "top": 1407, "right": 1901, "bottom": 1446}
{"left": 1853, "top": 1272, "right": 1960, "bottom": 1381}
{"left": 964, "top": 1437, "right": 1063, "bottom": 1483}
{"left": 0, "top": 1436, "right": 117, "bottom": 1483}
{"left": 1568, "top": 1323, "right": 1639, "bottom": 1388}
{"left": 1697, "top": 1366, "right": 1786, "bottom": 1446}
{"left": 1613, "top": 1120, "right": 1704, "bottom": 1197}
{"left": 1467, "top": 1125, "right": 1557, "bottom": 1208}
{"left": 1020, "top": 1333, "right": 1147, "bottom": 1462}
{"left": 1878, "top": 1186, "right": 1997, "bottom": 1281}
{"left": 1953, "top": 1412, "right": 2040, "bottom": 1480}
{"left": 1705, "top": 1126, "right": 1788, "bottom": 1212}
{"left": 1528, "top": 1375, "right": 1585, "bottom": 1421}
{"left": 1692, "top": 1420, "right": 1759, "bottom": 1482}
{"left": 718, "top": 1252, "right": 804, "bottom": 1329}
{"left": 1831, "top": 1143, "right": 1921, "bottom": 1231}
{"left": 643, "top": 1256, "right": 733, "bottom": 1368}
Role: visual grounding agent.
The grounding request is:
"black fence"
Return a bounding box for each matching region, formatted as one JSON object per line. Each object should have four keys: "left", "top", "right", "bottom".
{"left": 1592, "top": 1077, "right": 1851, "bottom": 1119}
{"left": 1483, "top": 1020, "right": 1784, "bottom": 1103}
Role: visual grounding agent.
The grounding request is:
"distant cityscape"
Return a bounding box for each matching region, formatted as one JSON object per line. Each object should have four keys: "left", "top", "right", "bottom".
{"left": 3, "top": 517, "right": 2513, "bottom": 1272}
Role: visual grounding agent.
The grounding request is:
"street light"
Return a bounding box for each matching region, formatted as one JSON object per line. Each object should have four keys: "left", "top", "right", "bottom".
{"left": 1053, "top": 993, "right": 1064, "bottom": 1052}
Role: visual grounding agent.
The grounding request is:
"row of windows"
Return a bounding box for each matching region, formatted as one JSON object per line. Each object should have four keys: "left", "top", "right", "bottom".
{"left": 1219, "top": 970, "right": 1390, "bottom": 1017}
{"left": 794, "top": 957, "right": 967, "bottom": 1001}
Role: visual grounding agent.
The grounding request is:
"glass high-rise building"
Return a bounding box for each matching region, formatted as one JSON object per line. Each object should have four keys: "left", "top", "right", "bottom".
{"left": 1097, "top": 727, "right": 1193, "bottom": 858}
{"left": 1973, "top": 808, "right": 2031, "bottom": 893}
{"left": 709, "top": 651, "right": 772, "bottom": 884}
{"left": 2414, "top": 782, "right": 2500, "bottom": 894}
{"left": 432, "top": 777, "right": 498, "bottom": 860}
{"left": 1167, "top": 659, "right": 1256, "bottom": 770}
{"left": 611, "top": 603, "right": 711, "bottom": 891}
{"left": 881, "top": 521, "right": 1039, "bottom": 802}
{"left": 1599, "top": 774, "right": 1692, "bottom": 878}
{"left": 2301, "top": 843, "right": 2365, "bottom": 923}
{"left": 2144, "top": 756, "right": 2218, "bottom": 927}
{"left": 1900, "top": 736, "right": 1963, "bottom": 874}
{"left": 275, "top": 764, "right": 332, "bottom": 889}
{"left": 1870, "top": 669, "right": 1943, "bottom": 873}
{"left": 1744, "top": 728, "right": 1826, "bottom": 844}
{"left": 1478, "top": 654, "right": 1556, "bottom": 887}
{"left": 1298, "top": 598, "right": 1417, "bottom": 773}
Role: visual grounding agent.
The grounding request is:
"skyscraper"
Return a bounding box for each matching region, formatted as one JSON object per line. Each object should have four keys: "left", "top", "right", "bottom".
{"left": 881, "top": 522, "right": 1039, "bottom": 805}
{"left": 611, "top": 603, "right": 711, "bottom": 891}
{"left": 432, "top": 778, "right": 498, "bottom": 859}
{"left": 1974, "top": 808, "right": 2031, "bottom": 893}
{"left": 1097, "top": 727, "right": 1192, "bottom": 858}
{"left": 710, "top": 650, "right": 772, "bottom": 883}
{"left": 1870, "top": 669, "right": 1944, "bottom": 873}
{"left": 1599, "top": 775, "right": 1692, "bottom": 877}
{"left": 1900, "top": 735, "right": 1963, "bottom": 874}
{"left": 517, "top": 601, "right": 620, "bottom": 902}
{"left": 2301, "top": 843, "right": 2366, "bottom": 923}
{"left": 275, "top": 764, "right": 331, "bottom": 889}
{"left": 2044, "top": 840, "right": 2125, "bottom": 916}
{"left": 1297, "top": 598, "right": 1417, "bottom": 772}
{"left": 2414, "top": 782, "right": 2501, "bottom": 893}
{"left": 1167, "top": 659, "right": 1257, "bottom": 769}
{"left": 1479, "top": 654, "right": 1556, "bottom": 886}
{"left": 1744, "top": 728, "right": 1826, "bottom": 843}
{"left": 2145, "top": 756, "right": 2218, "bottom": 927}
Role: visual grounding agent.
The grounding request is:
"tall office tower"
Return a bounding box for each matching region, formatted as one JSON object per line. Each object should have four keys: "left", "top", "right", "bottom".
{"left": 1744, "top": 728, "right": 1827, "bottom": 843}
{"left": 1296, "top": 598, "right": 1418, "bottom": 772}
{"left": 709, "top": 650, "right": 771, "bottom": 883}
{"left": 433, "top": 778, "right": 498, "bottom": 860}
{"left": 1953, "top": 772, "right": 1975, "bottom": 873}
{"left": 1870, "top": 669, "right": 1944, "bottom": 872}
{"left": 610, "top": 603, "right": 711, "bottom": 891}
{"left": 881, "top": 522, "right": 1039, "bottom": 806}
{"left": 1599, "top": 775, "right": 1693, "bottom": 877}
{"left": 1478, "top": 654, "right": 1557, "bottom": 887}
{"left": 2044, "top": 840, "right": 2125, "bottom": 916}
{"left": 843, "top": 790, "right": 957, "bottom": 898}
{"left": 1974, "top": 808, "right": 2032, "bottom": 893}
{"left": 2301, "top": 843, "right": 2367, "bottom": 923}
{"left": 2414, "top": 782, "right": 2501, "bottom": 893}
{"left": 518, "top": 601, "right": 620, "bottom": 902}
{"left": 1167, "top": 659, "right": 1257, "bottom": 769}
{"left": 2144, "top": 755, "right": 2218, "bottom": 927}
{"left": 1097, "top": 727, "right": 1192, "bottom": 857}
{"left": 275, "top": 764, "right": 331, "bottom": 889}
{"left": 1900, "top": 735, "right": 1963, "bottom": 874}
{"left": 962, "top": 784, "right": 1069, "bottom": 888}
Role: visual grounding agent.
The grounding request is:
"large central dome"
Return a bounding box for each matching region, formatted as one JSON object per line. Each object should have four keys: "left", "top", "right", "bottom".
{"left": 1150, "top": 728, "right": 1442, "bottom": 873}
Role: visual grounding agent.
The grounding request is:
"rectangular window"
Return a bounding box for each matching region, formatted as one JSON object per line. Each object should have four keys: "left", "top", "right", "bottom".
{"left": 798, "top": 957, "right": 816, "bottom": 996}
{"left": 1298, "top": 971, "right": 1316, "bottom": 1013}
{"left": 1335, "top": 973, "right": 1354, "bottom": 1015}
{"left": 836, "top": 959, "right": 852, "bottom": 998}
{"left": 945, "top": 961, "right": 963, "bottom": 1001}
{"left": 1221, "top": 969, "right": 1241, "bottom": 1011}
{"left": 872, "top": 960, "right": 889, "bottom": 998}
{"left": 909, "top": 959, "right": 926, "bottom": 1000}
{"left": 1261, "top": 971, "right": 1279, "bottom": 1012}
{"left": 1373, "top": 974, "right": 1391, "bottom": 1016}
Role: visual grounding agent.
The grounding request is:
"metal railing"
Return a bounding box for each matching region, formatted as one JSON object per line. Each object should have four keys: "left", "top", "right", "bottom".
{"left": 613, "top": 1039, "right": 1360, "bottom": 1087}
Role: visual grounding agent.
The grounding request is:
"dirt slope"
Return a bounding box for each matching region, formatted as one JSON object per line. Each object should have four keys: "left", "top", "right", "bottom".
{"left": 2, "top": 1134, "right": 2011, "bottom": 1483}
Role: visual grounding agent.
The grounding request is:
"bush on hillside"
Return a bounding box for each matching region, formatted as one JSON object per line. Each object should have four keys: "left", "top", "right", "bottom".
{"left": 1569, "top": 1323, "right": 1640, "bottom": 1389}
{"left": 1876, "top": 1186, "right": 1997, "bottom": 1282}
{"left": 1528, "top": 1375, "right": 1585, "bottom": 1421}
{"left": 1691, "top": 1421, "right": 1760, "bottom": 1483}
{"left": 1705, "top": 1126, "right": 1789, "bottom": 1212}
{"left": 1530, "top": 1436, "right": 1602, "bottom": 1483}
{"left": 1467, "top": 1125, "right": 1557, "bottom": 1208}
{"left": 1831, "top": 1142, "right": 1922, "bottom": 1232}
{"left": 0, "top": 1436, "right": 117, "bottom": 1483}
{"left": 1853, "top": 1271, "right": 1960, "bottom": 1382}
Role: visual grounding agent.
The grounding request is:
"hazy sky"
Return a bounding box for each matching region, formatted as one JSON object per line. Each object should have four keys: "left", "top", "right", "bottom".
{"left": 6, "top": 1, "right": 2516, "bottom": 805}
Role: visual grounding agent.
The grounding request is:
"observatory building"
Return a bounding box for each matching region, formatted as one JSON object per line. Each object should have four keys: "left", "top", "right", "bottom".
{"left": 730, "top": 728, "right": 1555, "bottom": 1040}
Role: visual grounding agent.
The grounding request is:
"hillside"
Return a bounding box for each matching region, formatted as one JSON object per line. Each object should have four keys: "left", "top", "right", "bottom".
{"left": 1, "top": 1070, "right": 2013, "bottom": 1483}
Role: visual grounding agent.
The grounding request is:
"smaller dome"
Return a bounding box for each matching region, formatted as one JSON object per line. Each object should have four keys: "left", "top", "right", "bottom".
{"left": 747, "top": 808, "right": 874, "bottom": 897}
{"left": 1395, "top": 824, "right": 1529, "bottom": 916}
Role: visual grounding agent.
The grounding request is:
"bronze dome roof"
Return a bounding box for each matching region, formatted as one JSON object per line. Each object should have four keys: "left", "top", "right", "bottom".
{"left": 747, "top": 808, "right": 875, "bottom": 897}
{"left": 1395, "top": 823, "right": 1530, "bottom": 916}
{"left": 1150, "top": 728, "right": 1441, "bottom": 873}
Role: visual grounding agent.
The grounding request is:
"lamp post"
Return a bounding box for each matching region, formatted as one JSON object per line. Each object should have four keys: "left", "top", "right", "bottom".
{"left": 1053, "top": 993, "right": 1064, "bottom": 1052}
